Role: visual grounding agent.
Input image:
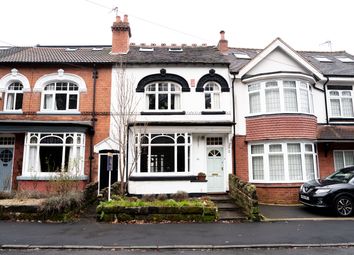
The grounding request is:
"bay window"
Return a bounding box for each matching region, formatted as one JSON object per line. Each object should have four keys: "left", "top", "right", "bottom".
{"left": 24, "top": 132, "right": 85, "bottom": 176}
{"left": 136, "top": 133, "right": 191, "bottom": 174}
{"left": 249, "top": 142, "right": 316, "bottom": 182}
{"left": 248, "top": 80, "right": 313, "bottom": 115}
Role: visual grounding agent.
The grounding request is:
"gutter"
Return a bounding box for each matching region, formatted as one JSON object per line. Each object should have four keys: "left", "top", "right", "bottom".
{"left": 89, "top": 65, "right": 98, "bottom": 183}
{"left": 323, "top": 76, "right": 330, "bottom": 125}
{"left": 231, "top": 73, "right": 237, "bottom": 175}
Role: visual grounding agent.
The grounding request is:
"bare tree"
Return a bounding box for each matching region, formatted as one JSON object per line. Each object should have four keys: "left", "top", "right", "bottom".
{"left": 111, "top": 60, "right": 145, "bottom": 195}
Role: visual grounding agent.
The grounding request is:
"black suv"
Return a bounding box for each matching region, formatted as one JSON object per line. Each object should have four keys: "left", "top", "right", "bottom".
{"left": 299, "top": 166, "right": 354, "bottom": 216}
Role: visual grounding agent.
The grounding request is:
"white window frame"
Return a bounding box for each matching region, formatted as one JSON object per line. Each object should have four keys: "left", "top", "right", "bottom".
{"left": 22, "top": 132, "right": 85, "bottom": 178}
{"left": 247, "top": 79, "right": 313, "bottom": 115}
{"left": 4, "top": 82, "right": 24, "bottom": 112}
{"left": 328, "top": 88, "right": 354, "bottom": 118}
{"left": 333, "top": 150, "right": 354, "bottom": 170}
{"left": 204, "top": 82, "right": 221, "bottom": 110}
{"left": 136, "top": 133, "right": 191, "bottom": 175}
{"left": 40, "top": 82, "right": 80, "bottom": 112}
{"left": 145, "top": 82, "right": 181, "bottom": 111}
{"left": 248, "top": 141, "right": 317, "bottom": 183}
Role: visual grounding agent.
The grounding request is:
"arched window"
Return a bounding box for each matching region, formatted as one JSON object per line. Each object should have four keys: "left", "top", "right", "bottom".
{"left": 5, "top": 82, "right": 24, "bottom": 111}
{"left": 42, "top": 82, "right": 79, "bottom": 111}
{"left": 24, "top": 132, "right": 85, "bottom": 175}
{"left": 204, "top": 82, "right": 220, "bottom": 110}
{"left": 145, "top": 82, "right": 181, "bottom": 110}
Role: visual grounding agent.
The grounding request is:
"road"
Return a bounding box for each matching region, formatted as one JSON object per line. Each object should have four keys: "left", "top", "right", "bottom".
{"left": 1, "top": 247, "right": 354, "bottom": 255}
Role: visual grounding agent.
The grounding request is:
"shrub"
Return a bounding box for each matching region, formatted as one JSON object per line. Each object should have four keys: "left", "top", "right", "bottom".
{"left": 14, "top": 190, "right": 46, "bottom": 199}
{"left": 171, "top": 191, "right": 188, "bottom": 201}
{"left": 156, "top": 194, "right": 168, "bottom": 201}
{"left": 0, "top": 191, "right": 15, "bottom": 199}
{"left": 141, "top": 194, "right": 156, "bottom": 202}
{"left": 40, "top": 191, "right": 83, "bottom": 216}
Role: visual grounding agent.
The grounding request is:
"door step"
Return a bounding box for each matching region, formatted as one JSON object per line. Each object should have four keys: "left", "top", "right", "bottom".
{"left": 208, "top": 193, "right": 247, "bottom": 221}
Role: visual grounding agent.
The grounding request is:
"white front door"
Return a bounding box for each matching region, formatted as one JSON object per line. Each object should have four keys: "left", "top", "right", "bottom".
{"left": 207, "top": 147, "right": 224, "bottom": 193}
{"left": 0, "top": 148, "right": 14, "bottom": 192}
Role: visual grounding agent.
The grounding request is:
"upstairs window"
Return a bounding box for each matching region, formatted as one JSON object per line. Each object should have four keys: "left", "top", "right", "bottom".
{"left": 145, "top": 82, "right": 181, "bottom": 110}
{"left": 42, "top": 82, "right": 79, "bottom": 111}
{"left": 248, "top": 80, "right": 313, "bottom": 115}
{"left": 328, "top": 89, "right": 354, "bottom": 118}
{"left": 204, "top": 82, "right": 220, "bottom": 110}
{"left": 5, "top": 82, "right": 23, "bottom": 111}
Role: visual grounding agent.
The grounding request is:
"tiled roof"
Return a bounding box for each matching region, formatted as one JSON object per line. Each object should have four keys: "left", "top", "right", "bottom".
{"left": 227, "top": 47, "right": 354, "bottom": 76}
{"left": 317, "top": 125, "right": 354, "bottom": 140}
{"left": 0, "top": 45, "right": 229, "bottom": 65}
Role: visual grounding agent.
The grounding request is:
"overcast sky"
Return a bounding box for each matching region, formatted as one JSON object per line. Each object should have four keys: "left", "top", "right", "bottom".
{"left": 1, "top": 0, "right": 354, "bottom": 54}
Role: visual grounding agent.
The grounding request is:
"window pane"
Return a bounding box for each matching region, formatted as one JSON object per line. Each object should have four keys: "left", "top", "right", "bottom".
{"left": 248, "top": 83, "right": 260, "bottom": 92}
{"left": 44, "top": 94, "right": 53, "bottom": 110}
{"left": 252, "top": 156, "right": 264, "bottom": 180}
{"left": 213, "top": 93, "right": 220, "bottom": 109}
{"left": 171, "top": 94, "right": 175, "bottom": 110}
{"left": 249, "top": 92, "right": 261, "bottom": 113}
{"left": 284, "top": 88, "right": 297, "bottom": 111}
{"left": 158, "top": 83, "right": 168, "bottom": 91}
{"left": 151, "top": 136, "right": 174, "bottom": 144}
{"left": 300, "top": 89, "right": 310, "bottom": 113}
{"left": 39, "top": 146, "right": 63, "bottom": 172}
{"left": 177, "top": 146, "right": 185, "bottom": 172}
{"left": 305, "top": 154, "right": 315, "bottom": 180}
{"left": 334, "top": 151, "right": 344, "bottom": 170}
{"left": 205, "top": 93, "right": 211, "bottom": 109}
{"left": 150, "top": 146, "right": 174, "bottom": 172}
{"left": 140, "top": 147, "right": 148, "bottom": 172}
{"left": 68, "top": 95, "right": 77, "bottom": 109}
{"left": 158, "top": 94, "right": 168, "bottom": 109}
{"left": 330, "top": 99, "right": 341, "bottom": 116}
{"left": 288, "top": 154, "right": 302, "bottom": 180}
{"left": 344, "top": 151, "right": 354, "bottom": 166}
{"left": 15, "top": 93, "right": 23, "bottom": 110}
{"left": 28, "top": 146, "right": 37, "bottom": 172}
{"left": 265, "top": 88, "right": 280, "bottom": 112}
{"left": 342, "top": 98, "right": 354, "bottom": 117}
{"left": 269, "top": 144, "right": 282, "bottom": 152}
{"left": 287, "top": 144, "right": 300, "bottom": 153}
{"left": 6, "top": 93, "right": 14, "bottom": 110}
{"left": 269, "top": 155, "right": 284, "bottom": 181}
{"left": 148, "top": 94, "right": 155, "bottom": 110}
{"left": 251, "top": 144, "right": 264, "bottom": 154}
{"left": 55, "top": 94, "right": 67, "bottom": 110}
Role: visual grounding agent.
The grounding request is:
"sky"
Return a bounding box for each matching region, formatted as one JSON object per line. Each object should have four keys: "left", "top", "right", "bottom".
{"left": 1, "top": 0, "right": 354, "bottom": 54}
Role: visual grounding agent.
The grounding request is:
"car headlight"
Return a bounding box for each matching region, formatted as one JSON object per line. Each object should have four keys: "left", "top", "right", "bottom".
{"left": 315, "top": 188, "right": 331, "bottom": 194}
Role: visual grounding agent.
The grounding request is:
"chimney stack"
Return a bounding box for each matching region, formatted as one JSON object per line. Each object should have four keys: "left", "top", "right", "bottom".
{"left": 217, "top": 30, "right": 228, "bottom": 53}
{"left": 111, "top": 14, "right": 131, "bottom": 54}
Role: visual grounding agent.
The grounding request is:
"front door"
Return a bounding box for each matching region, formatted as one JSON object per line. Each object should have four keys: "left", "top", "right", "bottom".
{"left": 99, "top": 153, "right": 118, "bottom": 191}
{"left": 0, "top": 148, "right": 14, "bottom": 192}
{"left": 207, "top": 148, "right": 224, "bottom": 193}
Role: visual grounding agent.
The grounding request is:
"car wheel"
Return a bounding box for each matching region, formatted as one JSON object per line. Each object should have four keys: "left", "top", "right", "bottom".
{"left": 335, "top": 196, "right": 353, "bottom": 217}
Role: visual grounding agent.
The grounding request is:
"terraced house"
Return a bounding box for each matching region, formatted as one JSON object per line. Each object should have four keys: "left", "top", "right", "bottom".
{"left": 0, "top": 15, "right": 354, "bottom": 203}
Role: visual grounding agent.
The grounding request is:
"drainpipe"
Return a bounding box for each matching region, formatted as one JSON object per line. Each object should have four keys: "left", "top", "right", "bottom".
{"left": 89, "top": 65, "right": 98, "bottom": 183}
{"left": 231, "top": 73, "right": 237, "bottom": 175}
{"left": 125, "top": 125, "right": 130, "bottom": 194}
{"left": 323, "top": 76, "right": 330, "bottom": 125}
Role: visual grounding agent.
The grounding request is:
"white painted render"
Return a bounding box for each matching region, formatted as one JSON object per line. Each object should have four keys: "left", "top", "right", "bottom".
{"left": 128, "top": 180, "right": 207, "bottom": 194}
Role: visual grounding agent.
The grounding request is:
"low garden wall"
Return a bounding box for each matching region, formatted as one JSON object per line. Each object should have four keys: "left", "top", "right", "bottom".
{"left": 228, "top": 174, "right": 261, "bottom": 221}
{"left": 97, "top": 198, "right": 218, "bottom": 223}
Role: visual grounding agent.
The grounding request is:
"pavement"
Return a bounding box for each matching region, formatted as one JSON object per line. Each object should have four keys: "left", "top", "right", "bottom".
{"left": 1, "top": 203, "right": 354, "bottom": 251}
{"left": 259, "top": 203, "right": 354, "bottom": 221}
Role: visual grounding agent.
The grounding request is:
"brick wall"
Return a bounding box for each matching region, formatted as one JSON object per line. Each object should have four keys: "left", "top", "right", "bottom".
{"left": 235, "top": 135, "right": 249, "bottom": 181}
{"left": 0, "top": 64, "right": 113, "bottom": 189}
{"left": 246, "top": 114, "right": 317, "bottom": 141}
{"left": 256, "top": 184, "right": 302, "bottom": 204}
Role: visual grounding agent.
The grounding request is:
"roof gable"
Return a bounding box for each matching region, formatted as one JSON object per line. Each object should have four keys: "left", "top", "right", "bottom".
{"left": 236, "top": 38, "right": 324, "bottom": 81}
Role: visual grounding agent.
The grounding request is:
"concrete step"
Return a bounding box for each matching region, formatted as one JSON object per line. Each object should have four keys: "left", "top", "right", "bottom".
{"left": 218, "top": 210, "right": 247, "bottom": 221}
{"left": 216, "top": 202, "right": 240, "bottom": 210}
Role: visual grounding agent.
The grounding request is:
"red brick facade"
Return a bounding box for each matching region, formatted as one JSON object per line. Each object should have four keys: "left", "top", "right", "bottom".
{"left": 246, "top": 114, "right": 317, "bottom": 141}
{"left": 0, "top": 64, "right": 112, "bottom": 191}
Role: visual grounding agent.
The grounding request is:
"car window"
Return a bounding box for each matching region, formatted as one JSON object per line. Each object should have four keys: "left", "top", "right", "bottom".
{"left": 326, "top": 169, "right": 354, "bottom": 183}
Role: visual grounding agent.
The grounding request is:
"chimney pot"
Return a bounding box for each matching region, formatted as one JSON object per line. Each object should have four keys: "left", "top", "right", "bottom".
{"left": 123, "top": 14, "right": 128, "bottom": 22}
{"left": 116, "top": 16, "right": 121, "bottom": 23}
